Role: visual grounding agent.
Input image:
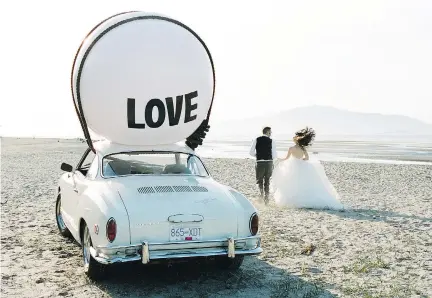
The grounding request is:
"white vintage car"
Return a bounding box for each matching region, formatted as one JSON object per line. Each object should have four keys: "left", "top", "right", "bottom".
{"left": 55, "top": 141, "right": 262, "bottom": 279}
{"left": 57, "top": 11, "right": 262, "bottom": 279}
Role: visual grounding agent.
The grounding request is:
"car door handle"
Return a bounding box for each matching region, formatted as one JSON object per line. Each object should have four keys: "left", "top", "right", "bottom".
{"left": 73, "top": 188, "right": 78, "bottom": 193}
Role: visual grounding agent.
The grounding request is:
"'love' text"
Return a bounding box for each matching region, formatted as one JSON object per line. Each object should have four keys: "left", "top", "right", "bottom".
{"left": 127, "top": 91, "right": 198, "bottom": 129}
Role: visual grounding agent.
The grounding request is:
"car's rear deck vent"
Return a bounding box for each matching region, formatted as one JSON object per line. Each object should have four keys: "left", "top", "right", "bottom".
{"left": 191, "top": 186, "right": 208, "bottom": 192}
{"left": 137, "top": 187, "right": 155, "bottom": 194}
{"left": 172, "top": 185, "right": 193, "bottom": 192}
{"left": 137, "top": 185, "right": 209, "bottom": 194}
{"left": 154, "top": 186, "right": 174, "bottom": 193}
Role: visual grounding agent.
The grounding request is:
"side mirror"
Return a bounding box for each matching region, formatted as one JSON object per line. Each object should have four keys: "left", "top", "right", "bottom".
{"left": 61, "top": 163, "right": 73, "bottom": 172}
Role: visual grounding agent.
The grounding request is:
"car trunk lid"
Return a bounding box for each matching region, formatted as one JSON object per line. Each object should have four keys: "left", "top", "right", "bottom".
{"left": 107, "top": 175, "right": 238, "bottom": 244}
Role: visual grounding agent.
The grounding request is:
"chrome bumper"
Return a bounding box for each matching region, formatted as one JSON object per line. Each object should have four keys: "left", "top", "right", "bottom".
{"left": 90, "top": 236, "right": 262, "bottom": 265}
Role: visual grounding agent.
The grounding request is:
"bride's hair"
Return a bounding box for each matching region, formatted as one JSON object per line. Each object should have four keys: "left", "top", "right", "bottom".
{"left": 295, "top": 127, "right": 316, "bottom": 147}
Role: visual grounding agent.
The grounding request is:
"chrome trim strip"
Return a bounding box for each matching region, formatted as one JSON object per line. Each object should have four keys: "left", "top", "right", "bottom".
{"left": 92, "top": 248, "right": 263, "bottom": 265}
{"left": 167, "top": 214, "right": 204, "bottom": 223}
{"left": 151, "top": 248, "right": 262, "bottom": 260}
{"left": 91, "top": 236, "right": 262, "bottom": 265}
{"left": 95, "top": 235, "right": 260, "bottom": 250}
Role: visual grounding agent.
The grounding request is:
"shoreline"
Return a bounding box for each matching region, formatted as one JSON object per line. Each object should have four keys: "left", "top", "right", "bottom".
{"left": 2, "top": 137, "right": 431, "bottom": 165}
{"left": 201, "top": 154, "right": 432, "bottom": 165}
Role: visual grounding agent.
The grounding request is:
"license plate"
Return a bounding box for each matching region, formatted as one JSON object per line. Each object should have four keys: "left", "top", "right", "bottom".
{"left": 169, "top": 226, "right": 202, "bottom": 241}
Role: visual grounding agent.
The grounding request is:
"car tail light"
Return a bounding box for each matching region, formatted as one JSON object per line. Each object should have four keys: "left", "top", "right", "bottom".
{"left": 250, "top": 213, "right": 259, "bottom": 235}
{"left": 106, "top": 218, "right": 116, "bottom": 242}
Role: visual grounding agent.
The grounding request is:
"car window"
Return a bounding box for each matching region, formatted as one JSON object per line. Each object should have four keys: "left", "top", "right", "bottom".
{"left": 102, "top": 152, "right": 209, "bottom": 177}
{"left": 80, "top": 151, "right": 96, "bottom": 169}
{"left": 86, "top": 155, "right": 99, "bottom": 179}
{"left": 185, "top": 155, "right": 208, "bottom": 176}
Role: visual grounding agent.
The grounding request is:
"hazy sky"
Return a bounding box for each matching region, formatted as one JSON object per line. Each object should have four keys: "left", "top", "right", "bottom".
{"left": 1, "top": 0, "right": 431, "bottom": 137}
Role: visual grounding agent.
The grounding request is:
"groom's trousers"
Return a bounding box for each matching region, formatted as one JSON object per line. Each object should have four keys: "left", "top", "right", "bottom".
{"left": 255, "top": 161, "right": 273, "bottom": 199}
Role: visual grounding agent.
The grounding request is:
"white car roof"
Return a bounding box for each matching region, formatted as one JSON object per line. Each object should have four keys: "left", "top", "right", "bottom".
{"left": 93, "top": 139, "right": 196, "bottom": 157}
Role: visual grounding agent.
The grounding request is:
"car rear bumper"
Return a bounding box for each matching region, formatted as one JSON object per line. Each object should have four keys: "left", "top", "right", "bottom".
{"left": 90, "top": 235, "right": 262, "bottom": 265}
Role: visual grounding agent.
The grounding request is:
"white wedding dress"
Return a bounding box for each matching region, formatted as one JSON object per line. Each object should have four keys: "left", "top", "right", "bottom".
{"left": 271, "top": 155, "right": 344, "bottom": 210}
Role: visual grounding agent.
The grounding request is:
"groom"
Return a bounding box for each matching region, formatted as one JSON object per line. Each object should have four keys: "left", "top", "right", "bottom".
{"left": 249, "top": 127, "right": 277, "bottom": 205}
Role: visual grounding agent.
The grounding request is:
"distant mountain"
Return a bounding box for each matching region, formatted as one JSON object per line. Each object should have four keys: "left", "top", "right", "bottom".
{"left": 207, "top": 105, "right": 432, "bottom": 141}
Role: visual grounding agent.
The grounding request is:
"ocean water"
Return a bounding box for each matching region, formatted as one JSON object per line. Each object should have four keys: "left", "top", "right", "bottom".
{"left": 1, "top": 136, "right": 431, "bottom": 165}
{"left": 196, "top": 138, "right": 432, "bottom": 165}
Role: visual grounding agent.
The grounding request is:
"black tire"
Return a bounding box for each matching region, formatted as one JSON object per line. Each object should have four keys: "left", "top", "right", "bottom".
{"left": 82, "top": 223, "right": 106, "bottom": 280}
{"left": 216, "top": 255, "right": 244, "bottom": 270}
{"left": 55, "top": 194, "right": 71, "bottom": 238}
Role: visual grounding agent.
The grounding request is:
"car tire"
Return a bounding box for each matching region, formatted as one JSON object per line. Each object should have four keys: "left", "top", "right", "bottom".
{"left": 82, "top": 223, "right": 106, "bottom": 280}
{"left": 55, "top": 194, "right": 71, "bottom": 238}
{"left": 216, "top": 255, "right": 244, "bottom": 270}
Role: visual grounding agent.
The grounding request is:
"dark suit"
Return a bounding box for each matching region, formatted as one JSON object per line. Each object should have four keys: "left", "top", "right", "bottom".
{"left": 249, "top": 135, "right": 277, "bottom": 202}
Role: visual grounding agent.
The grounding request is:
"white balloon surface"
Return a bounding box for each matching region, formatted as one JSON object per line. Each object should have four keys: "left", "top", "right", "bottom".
{"left": 71, "top": 11, "right": 214, "bottom": 146}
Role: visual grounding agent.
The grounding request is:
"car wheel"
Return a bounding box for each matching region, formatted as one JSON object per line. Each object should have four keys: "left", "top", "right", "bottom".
{"left": 216, "top": 255, "right": 244, "bottom": 270}
{"left": 55, "top": 194, "right": 71, "bottom": 238}
{"left": 82, "top": 223, "right": 106, "bottom": 280}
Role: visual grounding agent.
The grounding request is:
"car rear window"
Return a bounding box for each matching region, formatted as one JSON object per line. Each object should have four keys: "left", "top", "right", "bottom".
{"left": 102, "top": 152, "right": 209, "bottom": 177}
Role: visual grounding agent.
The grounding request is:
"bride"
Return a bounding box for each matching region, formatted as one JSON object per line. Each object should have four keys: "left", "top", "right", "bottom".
{"left": 271, "top": 127, "right": 344, "bottom": 210}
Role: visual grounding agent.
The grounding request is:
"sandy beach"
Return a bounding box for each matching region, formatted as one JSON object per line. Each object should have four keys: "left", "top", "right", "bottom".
{"left": 1, "top": 138, "right": 431, "bottom": 297}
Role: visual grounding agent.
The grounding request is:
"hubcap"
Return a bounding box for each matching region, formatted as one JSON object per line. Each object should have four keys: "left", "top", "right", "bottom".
{"left": 56, "top": 197, "right": 66, "bottom": 230}
{"left": 83, "top": 227, "right": 91, "bottom": 268}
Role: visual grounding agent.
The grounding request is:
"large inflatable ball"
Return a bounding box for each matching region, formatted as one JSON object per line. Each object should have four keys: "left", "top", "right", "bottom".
{"left": 71, "top": 11, "right": 215, "bottom": 146}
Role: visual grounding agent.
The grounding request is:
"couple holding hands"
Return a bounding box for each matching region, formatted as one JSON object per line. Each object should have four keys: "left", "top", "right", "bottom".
{"left": 249, "top": 126, "right": 344, "bottom": 210}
